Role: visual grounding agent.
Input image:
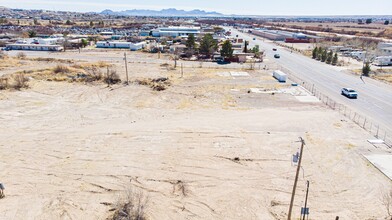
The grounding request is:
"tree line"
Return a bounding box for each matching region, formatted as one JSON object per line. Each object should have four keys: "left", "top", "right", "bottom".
{"left": 186, "top": 34, "right": 259, "bottom": 60}
{"left": 312, "top": 47, "right": 338, "bottom": 65}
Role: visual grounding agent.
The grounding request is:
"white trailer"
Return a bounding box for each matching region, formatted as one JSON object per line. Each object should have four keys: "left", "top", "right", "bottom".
{"left": 373, "top": 56, "right": 392, "bottom": 66}
{"left": 96, "top": 41, "right": 133, "bottom": 49}
{"left": 129, "top": 42, "right": 146, "bottom": 51}
{"left": 273, "top": 70, "right": 287, "bottom": 83}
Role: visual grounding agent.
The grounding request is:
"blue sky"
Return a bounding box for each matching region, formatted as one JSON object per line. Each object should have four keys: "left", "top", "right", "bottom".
{"left": 0, "top": 0, "right": 391, "bottom": 15}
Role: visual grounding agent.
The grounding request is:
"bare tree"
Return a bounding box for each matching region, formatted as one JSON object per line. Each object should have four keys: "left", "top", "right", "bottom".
{"left": 172, "top": 48, "right": 180, "bottom": 69}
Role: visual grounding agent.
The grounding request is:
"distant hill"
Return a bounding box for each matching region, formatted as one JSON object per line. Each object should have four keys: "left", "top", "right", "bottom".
{"left": 100, "top": 8, "right": 223, "bottom": 17}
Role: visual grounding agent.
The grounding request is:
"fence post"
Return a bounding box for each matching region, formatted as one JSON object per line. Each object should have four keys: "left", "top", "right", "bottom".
{"left": 376, "top": 125, "right": 379, "bottom": 138}
{"left": 384, "top": 131, "right": 387, "bottom": 141}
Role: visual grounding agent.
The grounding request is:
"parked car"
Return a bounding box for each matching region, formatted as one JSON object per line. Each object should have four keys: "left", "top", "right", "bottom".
{"left": 253, "top": 37, "right": 256, "bottom": 40}
{"left": 273, "top": 48, "right": 277, "bottom": 51}
{"left": 341, "top": 88, "right": 358, "bottom": 99}
{"left": 274, "top": 54, "right": 280, "bottom": 58}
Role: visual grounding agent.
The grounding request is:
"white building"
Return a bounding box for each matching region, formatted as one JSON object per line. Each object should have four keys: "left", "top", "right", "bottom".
{"left": 96, "top": 41, "right": 146, "bottom": 51}
{"left": 96, "top": 41, "right": 133, "bottom": 49}
{"left": 130, "top": 42, "right": 146, "bottom": 51}
{"left": 152, "top": 26, "right": 201, "bottom": 38}
{"left": 6, "top": 44, "right": 64, "bottom": 51}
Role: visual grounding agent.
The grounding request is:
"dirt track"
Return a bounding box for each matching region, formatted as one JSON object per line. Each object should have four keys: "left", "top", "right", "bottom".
{"left": 0, "top": 51, "right": 391, "bottom": 219}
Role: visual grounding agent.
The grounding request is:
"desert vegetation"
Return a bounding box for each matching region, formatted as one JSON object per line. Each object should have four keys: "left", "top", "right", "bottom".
{"left": 109, "top": 187, "right": 149, "bottom": 220}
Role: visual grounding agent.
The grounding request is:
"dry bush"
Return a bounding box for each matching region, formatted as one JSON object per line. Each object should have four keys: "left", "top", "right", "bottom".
{"left": 173, "top": 180, "right": 189, "bottom": 197}
{"left": 11, "top": 73, "right": 28, "bottom": 90}
{"left": 110, "top": 187, "right": 148, "bottom": 220}
{"left": 30, "top": 57, "right": 74, "bottom": 64}
{"left": 16, "top": 52, "right": 26, "bottom": 59}
{"left": 71, "top": 61, "right": 110, "bottom": 70}
{"left": 53, "top": 65, "right": 70, "bottom": 74}
{"left": 97, "top": 61, "right": 110, "bottom": 68}
{"left": 134, "top": 77, "right": 170, "bottom": 91}
{"left": 381, "top": 188, "right": 392, "bottom": 220}
{"left": 104, "top": 69, "right": 121, "bottom": 85}
{"left": 88, "top": 67, "right": 103, "bottom": 81}
{"left": 0, "top": 78, "right": 9, "bottom": 90}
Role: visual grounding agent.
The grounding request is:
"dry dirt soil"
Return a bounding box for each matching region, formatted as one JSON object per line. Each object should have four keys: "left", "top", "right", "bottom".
{"left": 0, "top": 51, "right": 391, "bottom": 220}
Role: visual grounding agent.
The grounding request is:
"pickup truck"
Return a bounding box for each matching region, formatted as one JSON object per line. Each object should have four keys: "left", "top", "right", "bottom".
{"left": 341, "top": 88, "right": 358, "bottom": 99}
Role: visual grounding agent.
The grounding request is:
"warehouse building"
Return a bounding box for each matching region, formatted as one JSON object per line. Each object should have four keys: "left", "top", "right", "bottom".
{"left": 151, "top": 26, "right": 201, "bottom": 38}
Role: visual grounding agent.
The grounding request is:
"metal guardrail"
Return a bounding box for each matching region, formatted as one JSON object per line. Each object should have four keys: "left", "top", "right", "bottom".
{"left": 282, "top": 67, "right": 391, "bottom": 148}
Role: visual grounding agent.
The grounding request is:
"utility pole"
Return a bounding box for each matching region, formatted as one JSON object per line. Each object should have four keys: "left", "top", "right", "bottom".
{"left": 106, "top": 66, "right": 110, "bottom": 87}
{"left": 124, "top": 52, "right": 129, "bottom": 85}
{"left": 302, "top": 180, "right": 310, "bottom": 220}
{"left": 181, "top": 63, "right": 184, "bottom": 78}
{"left": 288, "top": 137, "right": 305, "bottom": 220}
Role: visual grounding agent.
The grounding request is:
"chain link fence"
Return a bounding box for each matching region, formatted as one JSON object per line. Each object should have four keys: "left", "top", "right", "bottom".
{"left": 281, "top": 67, "right": 391, "bottom": 148}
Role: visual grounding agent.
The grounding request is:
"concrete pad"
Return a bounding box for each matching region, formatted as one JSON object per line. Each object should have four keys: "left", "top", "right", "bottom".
{"left": 281, "top": 86, "right": 311, "bottom": 96}
{"left": 249, "top": 88, "right": 280, "bottom": 94}
{"left": 295, "top": 96, "right": 321, "bottom": 103}
{"left": 364, "top": 154, "right": 392, "bottom": 180}
{"left": 217, "top": 72, "right": 231, "bottom": 77}
{"left": 368, "top": 139, "right": 385, "bottom": 144}
{"left": 230, "top": 71, "right": 250, "bottom": 77}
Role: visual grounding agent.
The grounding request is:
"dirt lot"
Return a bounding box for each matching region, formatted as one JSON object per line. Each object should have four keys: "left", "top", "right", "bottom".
{"left": 267, "top": 21, "right": 392, "bottom": 39}
{"left": 0, "top": 50, "right": 391, "bottom": 220}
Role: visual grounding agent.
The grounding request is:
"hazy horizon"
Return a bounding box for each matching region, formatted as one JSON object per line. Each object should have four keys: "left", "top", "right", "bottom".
{"left": 1, "top": 0, "right": 392, "bottom": 16}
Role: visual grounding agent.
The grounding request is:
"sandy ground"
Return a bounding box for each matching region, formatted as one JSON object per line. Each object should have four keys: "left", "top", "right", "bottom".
{"left": 0, "top": 51, "right": 391, "bottom": 220}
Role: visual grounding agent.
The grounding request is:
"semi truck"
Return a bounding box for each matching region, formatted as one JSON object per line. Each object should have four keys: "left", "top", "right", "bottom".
{"left": 273, "top": 70, "right": 287, "bottom": 83}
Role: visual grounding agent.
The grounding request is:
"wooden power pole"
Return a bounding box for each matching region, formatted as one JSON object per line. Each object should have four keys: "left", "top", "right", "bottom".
{"left": 302, "top": 180, "right": 310, "bottom": 220}
{"left": 124, "top": 52, "right": 129, "bottom": 85}
{"left": 288, "top": 137, "right": 305, "bottom": 220}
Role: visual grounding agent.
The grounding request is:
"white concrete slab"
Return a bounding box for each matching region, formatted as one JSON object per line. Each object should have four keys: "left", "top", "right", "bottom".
{"left": 295, "top": 96, "right": 321, "bottom": 103}
{"left": 230, "top": 71, "right": 250, "bottom": 77}
{"left": 217, "top": 72, "right": 231, "bottom": 77}
{"left": 368, "top": 139, "right": 385, "bottom": 144}
{"left": 364, "top": 154, "right": 392, "bottom": 180}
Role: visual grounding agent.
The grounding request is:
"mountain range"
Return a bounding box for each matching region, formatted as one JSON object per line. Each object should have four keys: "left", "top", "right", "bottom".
{"left": 100, "top": 8, "right": 223, "bottom": 17}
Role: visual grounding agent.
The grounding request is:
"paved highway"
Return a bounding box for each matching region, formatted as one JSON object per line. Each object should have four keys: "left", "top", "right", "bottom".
{"left": 229, "top": 28, "right": 392, "bottom": 136}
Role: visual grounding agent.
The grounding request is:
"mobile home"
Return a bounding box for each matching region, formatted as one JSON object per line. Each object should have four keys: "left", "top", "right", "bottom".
{"left": 373, "top": 56, "right": 392, "bottom": 66}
